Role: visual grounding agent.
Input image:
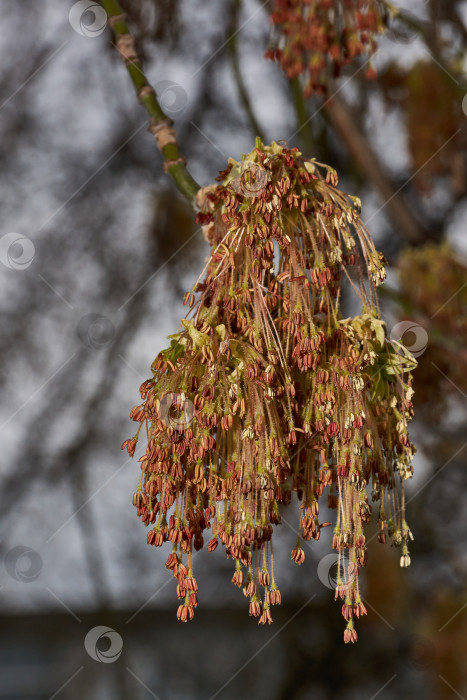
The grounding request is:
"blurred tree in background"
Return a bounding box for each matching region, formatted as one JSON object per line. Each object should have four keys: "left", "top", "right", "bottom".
{"left": 0, "top": 1, "right": 465, "bottom": 698}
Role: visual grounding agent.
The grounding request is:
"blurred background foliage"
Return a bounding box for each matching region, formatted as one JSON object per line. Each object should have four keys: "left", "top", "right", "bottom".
{"left": 0, "top": 0, "right": 466, "bottom": 698}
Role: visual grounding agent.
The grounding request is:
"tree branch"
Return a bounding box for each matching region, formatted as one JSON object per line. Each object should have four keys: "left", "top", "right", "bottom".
{"left": 395, "top": 9, "right": 466, "bottom": 86}
{"left": 100, "top": 0, "right": 200, "bottom": 203}
{"left": 324, "top": 94, "right": 431, "bottom": 245}
{"left": 289, "top": 77, "right": 314, "bottom": 156}
{"left": 227, "top": 0, "right": 265, "bottom": 141}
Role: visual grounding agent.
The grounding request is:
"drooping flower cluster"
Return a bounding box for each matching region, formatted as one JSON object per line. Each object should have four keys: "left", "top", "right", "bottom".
{"left": 266, "top": 0, "right": 393, "bottom": 96}
{"left": 122, "top": 141, "right": 416, "bottom": 642}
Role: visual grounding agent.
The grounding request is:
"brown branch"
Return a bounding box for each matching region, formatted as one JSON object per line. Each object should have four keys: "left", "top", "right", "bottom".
{"left": 227, "top": 0, "right": 265, "bottom": 140}
{"left": 324, "top": 94, "right": 430, "bottom": 245}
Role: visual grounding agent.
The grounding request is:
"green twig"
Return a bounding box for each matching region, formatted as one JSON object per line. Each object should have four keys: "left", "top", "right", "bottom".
{"left": 100, "top": 0, "right": 200, "bottom": 203}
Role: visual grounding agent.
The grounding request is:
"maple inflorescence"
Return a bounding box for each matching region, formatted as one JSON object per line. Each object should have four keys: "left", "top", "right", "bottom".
{"left": 122, "top": 141, "right": 416, "bottom": 642}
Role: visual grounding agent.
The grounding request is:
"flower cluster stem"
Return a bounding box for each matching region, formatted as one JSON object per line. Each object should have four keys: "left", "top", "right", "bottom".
{"left": 289, "top": 77, "right": 313, "bottom": 155}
